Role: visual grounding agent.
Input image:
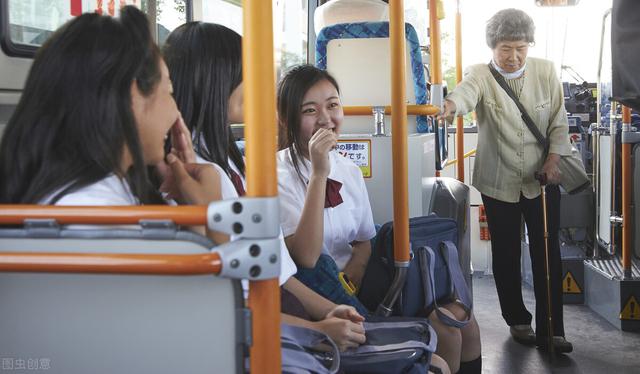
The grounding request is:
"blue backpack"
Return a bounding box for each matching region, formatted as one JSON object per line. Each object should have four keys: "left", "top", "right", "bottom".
{"left": 359, "top": 214, "right": 472, "bottom": 327}
{"left": 281, "top": 324, "right": 339, "bottom": 374}
{"left": 341, "top": 317, "right": 437, "bottom": 374}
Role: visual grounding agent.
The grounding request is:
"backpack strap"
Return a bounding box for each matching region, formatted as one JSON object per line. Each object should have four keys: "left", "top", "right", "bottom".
{"left": 418, "top": 246, "right": 471, "bottom": 328}
{"left": 344, "top": 321, "right": 437, "bottom": 356}
{"left": 439, "top": 240, "right": 473, "bottom": 311}
{"left": 281, "top": 323, "right": 340, "bottom": 374}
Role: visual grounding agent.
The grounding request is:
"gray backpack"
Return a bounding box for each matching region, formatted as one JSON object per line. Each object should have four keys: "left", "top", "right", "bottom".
{"left": 281, "top": 324, "right": 340, "bottom": 374}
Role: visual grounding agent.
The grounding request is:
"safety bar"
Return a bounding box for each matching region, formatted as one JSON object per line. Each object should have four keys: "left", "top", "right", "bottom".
{"left": 0, "top": 252, "right": 221, "bottom": 275}
{"left": 0, "top": 205, "right": 207, "bottom": 225}
{"left": 243, "top": 0, "right": 281, "bottom": 372}
{"left": 621, "top": 105, "right": 632, "bottom": 279}
{"left": 455, "top": 0, "right": 464, "bottom": 182}
{"left": 390, "top": 0, "right": 410, "bottom": 265}
{"left": 444, "top": 149, "right": 476, "bottom": 168}
{"left": 429, "top": 0, "right": 442, "bottom": 87}
{"left": 373, "top": 0, "right": 411, "bottom": 317}
{"left": 593, "top": 8, "right": 613, "bottom": 258}
{"left": 343, "top": 104, "right": 440, "bottom": 116}
{"left": 430, "top": 0, "right": 444, "bottom": 179}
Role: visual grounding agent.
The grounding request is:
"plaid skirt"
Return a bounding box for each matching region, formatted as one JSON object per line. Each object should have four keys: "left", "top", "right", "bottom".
{"left": 294, "top": 254, "right": 370, "bottom": 317}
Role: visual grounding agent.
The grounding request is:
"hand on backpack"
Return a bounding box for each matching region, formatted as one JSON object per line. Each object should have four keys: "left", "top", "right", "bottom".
{"left": 315, "top": 317, "right": 366, "bottom": 352}
{"left": 325, "top": 305, "right": 365, "bottom": 324}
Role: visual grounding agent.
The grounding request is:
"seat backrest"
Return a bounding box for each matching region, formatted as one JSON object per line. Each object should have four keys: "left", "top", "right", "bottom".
{"left": 316, "top": 22, "right": 429, "bottom": 134}
{"left": 0, "top": 228, "right": 245, "bottom": 374}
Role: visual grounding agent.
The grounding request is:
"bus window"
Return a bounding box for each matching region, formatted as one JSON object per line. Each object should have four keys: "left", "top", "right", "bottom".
{"left": 2, "top": 0, "right": 187, "bottom": 56}
{"left": 156, "top": 0, "right": 187, "bottom": 45}
{"left": 4, "top": 1, "right": 141, "bottom": 53}
{"left": 200, "top": 0, "right": 308, "bottom": 80}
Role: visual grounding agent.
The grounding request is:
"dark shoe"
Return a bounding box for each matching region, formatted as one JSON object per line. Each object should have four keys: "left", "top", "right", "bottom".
{"left": 537, "top": 336, "right": 573, "bottom": 354}
{"left": 509, "top": 324, "right": 536, "bottom": 345}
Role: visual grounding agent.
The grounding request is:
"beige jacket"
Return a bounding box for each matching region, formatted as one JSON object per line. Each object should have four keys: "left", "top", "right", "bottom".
{"left": 447, "top": 57, "right": 572, "bottom": 203}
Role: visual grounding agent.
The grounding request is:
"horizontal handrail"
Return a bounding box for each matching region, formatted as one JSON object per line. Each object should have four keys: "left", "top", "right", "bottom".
{"left": 343, "top": 104, "right": 440, "bottom": 116}
{"left": 0, "top": 205, "right": 208, "bottom": 226}
{"left": 0, "top": 252, "right": 221, "bottom": 275}
{"left": 444, "top": 148, "right": 476, "bottom": 168}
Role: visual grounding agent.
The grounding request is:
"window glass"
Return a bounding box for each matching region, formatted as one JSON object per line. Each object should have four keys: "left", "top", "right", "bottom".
{"left": 201, "top": 0, "right": 308, "bottom": 80}
{"left": 404, "top": 0, "right": 429, "bottom": 46}
{"left": 7, "top": 0, "right": 142, "bottom": 48}
{"left": 5, "top": 0, "right": 187, "bottom": 50}
{"left": 155, "top": 0, "right": 187, "bottom": 45}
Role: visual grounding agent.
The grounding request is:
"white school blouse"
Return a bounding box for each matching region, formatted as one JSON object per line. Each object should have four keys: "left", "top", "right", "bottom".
{"left": 43, "top": 174, "right": 138, "bottom": 206}
{"left": 196, "top": 155, "right": 297, "bottom": 286}
{"left": 277, "top": 149, "right": 376, "bottom": 270}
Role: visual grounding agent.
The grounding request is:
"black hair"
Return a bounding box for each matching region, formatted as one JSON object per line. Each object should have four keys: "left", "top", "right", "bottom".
{"left": 0, "top": 6, "right": 164, "bottom": 204}
{"left": 162, "top": 22, "right": 245, "bottom": 178}
{"left": 276, "top": 64, "right": 340, "bottom": 186}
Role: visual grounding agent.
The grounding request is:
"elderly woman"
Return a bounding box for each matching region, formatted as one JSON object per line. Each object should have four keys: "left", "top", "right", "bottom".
{"left": 441, "top": 8, "right": 572, "bottom": 354}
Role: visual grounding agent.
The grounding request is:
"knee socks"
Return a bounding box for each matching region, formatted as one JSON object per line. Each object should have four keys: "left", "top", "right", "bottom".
{"left": 456, "top": 356, "right": 481, "bottom": 374}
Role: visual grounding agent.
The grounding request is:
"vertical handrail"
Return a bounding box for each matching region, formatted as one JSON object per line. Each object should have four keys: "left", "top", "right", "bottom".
{"left": 594, "top": 8, "right": 612, "bottom": 258}
{"left": 455, "top": 0, "right": 464, "bottom": 182}
{"left": 243, "top": 1, "right": 281, "bottom": 372}
{"left": 429, "top": 0, "right": 443, "bottom": 177}
{"left": 609, "top": 101, "right": 618, "bottom": 255}
{"left": 428, "top": 0, "right": 442, "bottom": 87}
{"left": 390, "top": 0, "right": 410, "bottom": 264}
{"left": 621, "top": 105, "right": 632, "bottom": 279}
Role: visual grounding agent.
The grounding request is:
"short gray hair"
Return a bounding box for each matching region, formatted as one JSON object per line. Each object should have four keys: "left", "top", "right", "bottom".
{"left": 486, "top": 8, "right": 535, "bottom": 49}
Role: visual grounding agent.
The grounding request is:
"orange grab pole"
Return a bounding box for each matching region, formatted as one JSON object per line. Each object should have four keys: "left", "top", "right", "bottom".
{"left": 0, "top": 205, "right": 207, "bottom": 226}
{"left": 242, "top": 0, "right": 281, "bottom": 372}
{"left": 0, "top": 252, "right": 221, "bottom": 275}
{"left": 343, "top": 104, "right": 440, "bottom": 116}
{"left": 429, "top": 0, "right": 442, "bottom": 85}
{"left": 621, "top": 106, "right": 632, "bottom": 276}
{"left": 429, "top": 0, "right": 443, "bottom": 179}
{"left": 390, "top": 0, "right": 410, "bottom": 263}
{"left": 455, "top": 1, "right": 464, "bottom": 182}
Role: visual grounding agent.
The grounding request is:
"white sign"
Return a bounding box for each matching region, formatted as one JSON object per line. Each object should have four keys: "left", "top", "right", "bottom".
{"left": 336, "top": 140, "right": 372, "bottom": 178}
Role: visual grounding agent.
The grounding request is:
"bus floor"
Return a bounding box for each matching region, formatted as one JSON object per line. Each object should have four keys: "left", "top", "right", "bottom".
{"left": 472, "top": 274, "right": 640, "bottom": 373}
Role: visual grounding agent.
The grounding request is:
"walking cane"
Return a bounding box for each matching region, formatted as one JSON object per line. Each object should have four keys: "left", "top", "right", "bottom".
{"left": 534, "top": 171, "right": 556, "bottom": 361}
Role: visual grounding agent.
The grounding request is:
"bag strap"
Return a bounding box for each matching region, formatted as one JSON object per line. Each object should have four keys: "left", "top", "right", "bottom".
{"left": 439, "top": 241, "right": 473, "bottom": 311}
{"left": 281, "top": 323, "right": 341, "bottom": 373}
{"left": 345, "top": 339, "right": 435, "bottom": 355}
{"left": 417, "top": 246, "right": 470, "bottom": 328}
{"left": 487, "top": 63, "right": 550, "bottom": 154}
{"left": 347, "top": 322, "right": 438, "bottom": 355}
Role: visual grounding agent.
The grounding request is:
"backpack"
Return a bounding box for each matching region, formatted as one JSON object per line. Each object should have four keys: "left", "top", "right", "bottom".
{"left": 341, "top": 317, "right": 437, "bottom": 374}
{"left": 281, "top": 323, "right": 339, "bottom": 374}
{"left": 359, "top": 214, "right": 472, "bottom": 327}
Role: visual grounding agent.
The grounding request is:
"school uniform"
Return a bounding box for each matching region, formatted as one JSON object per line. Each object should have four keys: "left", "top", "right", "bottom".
{"left": 276, "top": 149, "right": 376, "bottom": 315}
{"left": 277, "top": 149, "right": 376, "bottom": 270}
{"left": 42, "top": 174, "right": 138, "bottom": 205}
{"left": 196, "top": 155, "right": 297, "bottom": 286}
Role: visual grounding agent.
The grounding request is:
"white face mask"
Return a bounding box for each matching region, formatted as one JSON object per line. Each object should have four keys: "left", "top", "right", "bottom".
{"left": 491, "top": 59, "right": 526, "bottom": 79}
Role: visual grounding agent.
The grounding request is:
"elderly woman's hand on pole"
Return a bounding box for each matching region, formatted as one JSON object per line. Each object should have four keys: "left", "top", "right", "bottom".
{"left": 438, "top": 99, "right": 457, "bottom": 124}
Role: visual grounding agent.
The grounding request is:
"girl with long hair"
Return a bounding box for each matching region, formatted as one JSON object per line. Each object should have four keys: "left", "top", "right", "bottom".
{"left": 0, "top": 7, "right": 221, "bottom": 240}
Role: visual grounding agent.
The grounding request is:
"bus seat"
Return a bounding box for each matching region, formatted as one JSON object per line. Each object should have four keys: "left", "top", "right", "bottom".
{"left": 316, "top": 21, "right": 429, "bottom": 134}
{"left": 0, "top": 227, "right": 246, "bottom": 374}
